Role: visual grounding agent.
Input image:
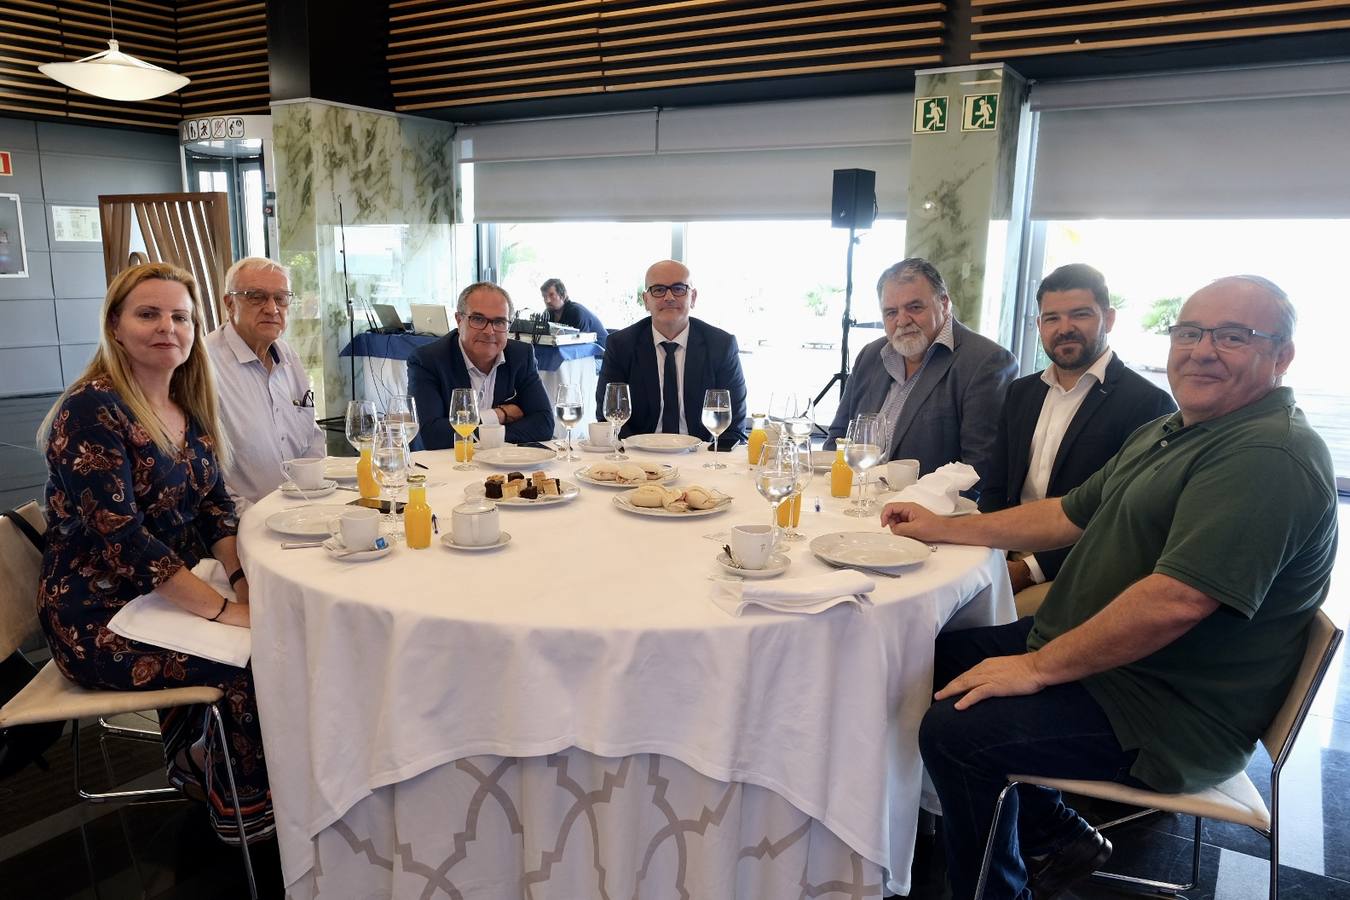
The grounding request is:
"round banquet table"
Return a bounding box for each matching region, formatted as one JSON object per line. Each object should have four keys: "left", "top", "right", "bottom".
{"left": 239, "top": 446, "right": 1016, "bottom": 898}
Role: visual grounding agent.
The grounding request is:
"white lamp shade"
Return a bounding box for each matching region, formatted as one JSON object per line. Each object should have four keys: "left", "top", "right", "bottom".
{"left": 40, "top": 40, "right": 189, "bottom": 102}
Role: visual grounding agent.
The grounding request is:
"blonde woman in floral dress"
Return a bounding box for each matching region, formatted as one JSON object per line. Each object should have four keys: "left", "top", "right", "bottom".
{"left": 36, "top": 262, "right": 271, "bottom": 844}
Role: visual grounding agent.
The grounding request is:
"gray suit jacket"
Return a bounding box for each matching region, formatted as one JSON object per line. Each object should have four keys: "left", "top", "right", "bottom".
{"left": 825, "top": 320, "right": 1018, "bottom": 495}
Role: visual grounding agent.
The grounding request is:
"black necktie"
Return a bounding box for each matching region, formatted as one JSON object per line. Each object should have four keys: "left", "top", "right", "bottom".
{"left": 660, "top": 341, "right": 680, "bottom": 434}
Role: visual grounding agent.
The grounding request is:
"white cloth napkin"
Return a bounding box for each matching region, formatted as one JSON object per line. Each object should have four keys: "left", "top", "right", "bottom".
{"left": 893, "top": 462, "right": 979, "bottom": 514}
{"left": 107, "top": 559, "right": 251, "bottom": 667}
{"left": 712, "top": 570, "right": 875, "bottom": 616}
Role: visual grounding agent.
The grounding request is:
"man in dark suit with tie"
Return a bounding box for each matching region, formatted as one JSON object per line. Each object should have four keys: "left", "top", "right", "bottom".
{"left": 407, "top": 281, "right": 554, "bottom": 448}
{"left": 596, "top": 259, "right": 747, "bottom": 449}
{"left": 980, "top": 263, "right": 1176, "bottom": 599}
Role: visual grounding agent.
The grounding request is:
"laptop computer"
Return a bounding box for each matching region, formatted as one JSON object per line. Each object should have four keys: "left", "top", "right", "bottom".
{"left": 371, "top": 303, "right": 405, "bottom": 332}
{"left": 411, "top": 303, "right": 451, "bottom": 336}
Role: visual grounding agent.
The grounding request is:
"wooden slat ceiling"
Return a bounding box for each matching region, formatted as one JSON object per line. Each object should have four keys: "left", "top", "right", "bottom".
{"left": 1, "top": 0, "right": 268, "bottom": 133}
{"left": 970, "top": 0, "right": 1350, "bottom": 61}
{"left": 387, "top": 0, "right": 947, "bottom": 112}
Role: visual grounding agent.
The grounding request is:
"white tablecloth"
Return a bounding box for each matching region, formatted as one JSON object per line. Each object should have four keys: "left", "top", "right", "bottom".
{"left": 240, "top": 448, "right": 1015, "bottom": 895}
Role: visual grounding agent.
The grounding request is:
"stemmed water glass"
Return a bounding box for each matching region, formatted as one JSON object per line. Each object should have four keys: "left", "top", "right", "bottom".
{"left": 384, "top": 394, "right": 420, "bottom": 449}
{"left": 701, "top": 388, "right": 732, "bottom": 469}
{"left": 345, "top": 400, "right": 378, "bottom": 452}
{"left": 756, "top": 437, "right": 801, "bottom": 548}
{"left": 785, "top": 397, "right": 816, "bottom": 450}
{"left": 782, "top": 443, "right": 813, "bottom": 541}
{"left": 554, "top": 383, "right": 583, "bottom": 461}
{"left": 371, "top": 421, "right": 411, "bottom": 537}
{"left": 843, "top": 413, "right": 883, "bottom": 517}
{"left": 449, "top": 388, "right": 479, "bottom": 471}
{"left": 602, "top": 382, "right": 632, "bottom": 461}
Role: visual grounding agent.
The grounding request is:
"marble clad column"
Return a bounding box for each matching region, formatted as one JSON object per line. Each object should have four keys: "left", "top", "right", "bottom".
{"left": 904, "top": 64, "right": 1030, "bottom": 342}
{"left": 272, "top": 100, "right": 457, "bottom": 423}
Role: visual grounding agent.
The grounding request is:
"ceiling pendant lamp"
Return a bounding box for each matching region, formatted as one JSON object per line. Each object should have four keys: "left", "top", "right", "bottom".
{"left": 39, "top": 3, "right": 188, "bottom": 102}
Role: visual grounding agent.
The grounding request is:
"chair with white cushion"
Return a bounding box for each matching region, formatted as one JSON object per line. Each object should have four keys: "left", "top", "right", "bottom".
{"left": 0, "top": 501, "right": 257, "bottom": 899}
{"left": 975, "top": 608, "right": 1342, "bottom": 899}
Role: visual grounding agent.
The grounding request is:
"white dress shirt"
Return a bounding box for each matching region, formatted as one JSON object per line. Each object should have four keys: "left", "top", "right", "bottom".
{"left": 457, "top": 335, "right": 505, "bottom": 423}
{"left": 1020, "top": 348, "right": 1114, "bottom": 583}
{"left": 205, "top": 323, "right": 326, "bottom": 510}
{"left": 652, "top": 323, "right": 690, "bottom": 435}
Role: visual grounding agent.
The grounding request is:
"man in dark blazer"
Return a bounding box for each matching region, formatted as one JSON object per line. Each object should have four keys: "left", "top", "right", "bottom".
{"left": 596, "top": 259, "right": 747, "bottom": 450}
{"left": 408, "top": 282, "right": 554, "bottom": 448}
{"left": 541, "top": 277, "right": 608, "bottom": 348}
{"left": 980, "top": 263, "right": 1176, "bottom": 595}
{"left": 825, "top": 258, "right": 1018, "bottom": 494}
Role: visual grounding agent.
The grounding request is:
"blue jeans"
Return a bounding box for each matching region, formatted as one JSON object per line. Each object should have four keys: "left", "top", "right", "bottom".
{"left": 918, "top": 618, "right": 1145, "bottom": 900}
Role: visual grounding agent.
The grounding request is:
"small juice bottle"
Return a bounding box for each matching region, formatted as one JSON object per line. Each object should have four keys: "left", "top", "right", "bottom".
{"left": 776, "top": 493, "right": 802, "bottom": 527}
{"left": 830, "top": 441, "right": 853, "bottom": 498}
{"left": 403, "top": 474, "right": 432, "bottom": 549}
{"left": 746, "top": 413, "right": 768, "bottom": 466}
{"left": 356, "top": 443, "right": 380, "bottom": 499}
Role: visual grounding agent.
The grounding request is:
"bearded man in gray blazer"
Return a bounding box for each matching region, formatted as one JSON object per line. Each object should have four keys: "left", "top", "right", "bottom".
{"left": 825, "top": 258, "right": 1018, "bottom": 497}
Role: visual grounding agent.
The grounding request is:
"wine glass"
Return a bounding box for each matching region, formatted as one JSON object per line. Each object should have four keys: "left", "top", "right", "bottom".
{"left": 843, "top": 414, "right": 884, "bottom": 518}
{"left": 384, "top": 395, "right": 419, "bottom": 448}
{"left": 602, "top": 382, "right": 632, "bottom": 461}
{"left": 345, "top": 400, "right": 378, "bottom": 453}
{"left": 449, "top": 387, "right": 479, "bottom": 471}
{"left": 781, "top": 443, "right": 813, "bottom": 541}
{"left": 785, "top": 397, "right": 816, "bottom": 450}
{"left": 756, "top": 437, "right": 801, "bottom": 549}
{"left": 554, "top": 382, "right": 583, "bottom": 461}
{"left": 701, "top": 388, "right": 732, "bottom": 469}
{"left": 371, "top": 421, "right": 411, "bottom": 537}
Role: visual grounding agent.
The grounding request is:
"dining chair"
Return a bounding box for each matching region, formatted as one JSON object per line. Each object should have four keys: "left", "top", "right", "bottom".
{"left": 974, "top": 607, "right": 1342, "bottom": 899}
{"left": 0, "top": 502, "right": 258, "bottom": 899}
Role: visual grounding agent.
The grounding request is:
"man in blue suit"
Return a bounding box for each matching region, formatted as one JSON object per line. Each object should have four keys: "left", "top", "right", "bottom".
{"left": 408, "top": 282, "right": 554, "bottom": 448}
{"left": 596, "top": 259, "right": 747, "bottom": 450}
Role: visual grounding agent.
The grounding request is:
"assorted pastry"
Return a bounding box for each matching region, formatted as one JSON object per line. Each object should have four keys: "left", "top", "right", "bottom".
{"left": 626, "top": 484, "right": 727, "bottom": 512}
{"left": 584, "top": 461, "right": 668, "bottom": 484}
{"left": 484, "top": 470, "right": 563, "bottom": 501}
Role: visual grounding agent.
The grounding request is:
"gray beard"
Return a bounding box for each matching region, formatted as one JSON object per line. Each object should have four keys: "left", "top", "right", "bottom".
{"left": 891, "top": 331, "right": 932, "bottom": 358}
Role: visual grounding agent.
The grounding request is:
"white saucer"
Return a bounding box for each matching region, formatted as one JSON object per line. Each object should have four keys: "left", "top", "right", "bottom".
{"left": 322, "top": 536, "right": 393, "bottom": 562}
{"left": 716, "top": 551, "right": 790, "bottom": 579}
{"left": 281, "top": 479, "right": 337, "bottom": 499}
{"left": 440, "top": 531, "right": 512, "bottom": 551}
{"left": 576, "top": 439, "right": 612, "bottom": 453}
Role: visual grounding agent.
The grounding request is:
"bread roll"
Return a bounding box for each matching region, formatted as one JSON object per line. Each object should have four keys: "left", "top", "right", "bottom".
{"left": 629, "top": 484, "right": 672, "bottom": 508}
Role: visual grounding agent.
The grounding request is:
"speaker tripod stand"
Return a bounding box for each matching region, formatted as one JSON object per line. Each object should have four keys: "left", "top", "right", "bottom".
{"left": 811, "top": 225, "right": 860, "bottom": 428}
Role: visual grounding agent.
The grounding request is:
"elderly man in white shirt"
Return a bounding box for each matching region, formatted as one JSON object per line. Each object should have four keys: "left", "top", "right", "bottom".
{"left": 205, "top": 257, "right": 326, "bottom": 510}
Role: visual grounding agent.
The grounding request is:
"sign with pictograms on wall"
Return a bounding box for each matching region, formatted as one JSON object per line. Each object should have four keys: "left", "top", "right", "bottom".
{"left": 961, "top": 94, "right": 999, "bottom": 131}
{"left": 0, "top": 151, "right": 12, "bottom": 176}
{"left": 913, "top": 96, "right": 948, "bottom": 134}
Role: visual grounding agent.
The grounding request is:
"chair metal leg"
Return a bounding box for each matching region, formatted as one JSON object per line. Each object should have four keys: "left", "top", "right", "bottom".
{"left": 208, "top": 702, "right": 258, "bottom": 900}
{"left": 1270, "top": 765, "right": 1280, "bottom": 899}
{"left": 98, "top": 731, "right": 151, "bottom": 899}
{"left": 973, "top": 781, "right": 1019, "bottom": 899}
{"left": 1088, "top": 814, "right": 1201, "bottom": 895}
{"left": 98, "top": 714, "right": 161, "bottom": 740}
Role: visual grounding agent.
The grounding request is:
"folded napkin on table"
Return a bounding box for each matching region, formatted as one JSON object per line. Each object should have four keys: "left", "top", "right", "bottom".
{"left": 893, "top": 462, "right": 979, "bottom": 514}
{"left": 712, "top": 570, "right": 875, "bottom": 617}
{"left": 108, "top": 559, "right": 251, "bottom": 667}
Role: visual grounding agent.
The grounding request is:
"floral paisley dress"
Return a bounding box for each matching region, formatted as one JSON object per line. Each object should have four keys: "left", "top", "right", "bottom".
{"left": 37, "top": 378, "right": 272, "bottom": 843}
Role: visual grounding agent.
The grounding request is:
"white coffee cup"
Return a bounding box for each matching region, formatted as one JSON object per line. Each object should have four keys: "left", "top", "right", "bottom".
{"left": 282, "top": 457, "right": 326, "bottom": 490}
{"left": 330, "top": 507, "right": 380, "bottom": 549}
{"left": 886, "top": 458, "right": 921, "bottom": 490}
{"left": 452, "top": 500, "right": 500, "bottom": 546}
{"left": 588, "top": 421, "right": 613, "bottom": 445}
{"left": 477, "top": 422, "right": 506, "bottom": 450}
{"left": 731, "top": 524, "right": 775, "bottom": 570}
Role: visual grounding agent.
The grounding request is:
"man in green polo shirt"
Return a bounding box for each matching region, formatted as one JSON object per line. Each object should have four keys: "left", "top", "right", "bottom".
{"left": 882, "top": 275, "right": 1338, "bottom": 900}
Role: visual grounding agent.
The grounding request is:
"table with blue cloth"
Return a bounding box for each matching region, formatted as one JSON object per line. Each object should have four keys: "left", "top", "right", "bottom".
{"left": 340, "top": 332, "right": 604, "bottom": 423}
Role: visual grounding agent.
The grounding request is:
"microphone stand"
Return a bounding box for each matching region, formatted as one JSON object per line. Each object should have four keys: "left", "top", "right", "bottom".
{"left": 812, "top": 224, "right": 860, "bottom": 427}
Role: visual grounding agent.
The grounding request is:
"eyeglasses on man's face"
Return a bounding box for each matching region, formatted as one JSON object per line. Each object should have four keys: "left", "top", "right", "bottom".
{"left": 227, "top": 289, "right": 294, "bottom": 309}
{"left": 1167, "top": 324, "right": 1281, "bottom": 351}
{"left": 646, "top": 283, "right": 690, "bottom": 299}
{"left": 463, "top": 313, "right": 510, "bottom": 332}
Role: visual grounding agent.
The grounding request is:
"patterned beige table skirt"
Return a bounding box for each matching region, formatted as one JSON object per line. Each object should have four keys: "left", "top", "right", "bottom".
{"left": 288, "top": 747, "right": 889, "bottom": 899}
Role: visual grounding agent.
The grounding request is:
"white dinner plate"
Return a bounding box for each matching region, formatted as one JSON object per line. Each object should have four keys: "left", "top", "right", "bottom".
{"left": 716, "top": 551, "right": 790, "bottom": 579}
{"left": 624, "top": 433, "right": 705, "bottom": 453}
{"left": 265, "top": 504, "right": 352, "bottom": 538}
{"left": 575, "top": 439, "right": 612, "bottom": 453}
{"left": 573, "top": 463, "right": 678, "bottom": 488}
{"left": 280, "top": 480, "right": 337, "bottom": 499}
{"left": 464, "top": 479, "right": 581, "bottom": 506}
{"left": 324, "top": 458, "right": 358, "bottom": 482}
{"left": 612, "top": 490, "right": 732, "bottom": 518}
{"left": 322, "top": 536, "right": 393, "bottom": 562}
{"left": 875, "top": 493, "right": 978, "bottom": 517}
{"left": 474, "top": 445, "right": 558, "bottom": 468}
{"left": 440, "top": 531, "right": 512, "bottom": 552}
{"left": 810, "top": 531, "right": 931, "bottom": 569}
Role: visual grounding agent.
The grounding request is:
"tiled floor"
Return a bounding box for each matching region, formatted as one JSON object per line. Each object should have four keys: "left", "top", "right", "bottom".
{"left": 2, "top": 391, "right": 1347, "bottom": 899}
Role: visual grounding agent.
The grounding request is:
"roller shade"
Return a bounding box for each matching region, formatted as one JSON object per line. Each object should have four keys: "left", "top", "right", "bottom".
{"left": 461, "top": 94, "right": 912, "bottom": 221}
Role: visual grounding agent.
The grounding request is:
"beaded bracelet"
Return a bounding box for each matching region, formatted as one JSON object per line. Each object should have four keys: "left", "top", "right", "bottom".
{"left": 209, "top": 594, "right": 229, "bottom": 622}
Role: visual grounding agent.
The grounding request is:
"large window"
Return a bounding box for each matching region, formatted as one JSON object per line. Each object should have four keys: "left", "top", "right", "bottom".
{"left": 1040, "top": 219, "right": 1350, "bottom": 483}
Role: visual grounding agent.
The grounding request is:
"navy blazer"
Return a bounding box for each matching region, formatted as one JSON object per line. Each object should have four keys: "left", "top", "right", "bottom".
{"left": 407, "top": 331, "right": 554, "bottom": 449}
{"left": 979, "top": 353, "right": 1177, "bottom": 579}
{"left": 825, "top": 320, "right": 1018, "bottom": 494}
{"left": 554, "top": 300, "right": 608, "bottom": 348}
{"left": 596, "top": 316, "right": 747, "bottom": 450}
